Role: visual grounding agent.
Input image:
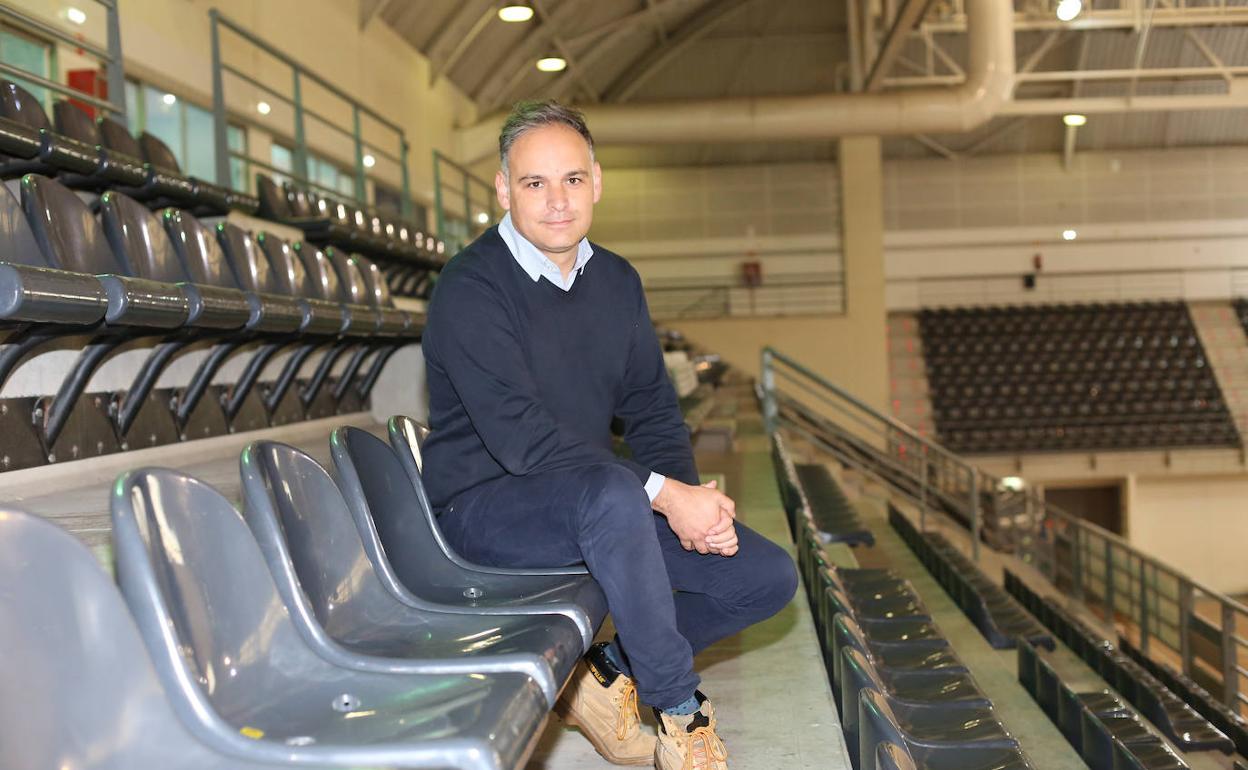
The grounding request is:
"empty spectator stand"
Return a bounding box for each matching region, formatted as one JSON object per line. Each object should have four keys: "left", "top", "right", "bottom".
{"left": 918, "top": 302, "right": 1240, "bottom": 454}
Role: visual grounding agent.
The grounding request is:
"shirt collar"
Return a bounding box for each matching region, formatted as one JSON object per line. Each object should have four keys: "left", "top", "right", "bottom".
{"left": 497, "top": 211, "right": 594, "bottom": 290}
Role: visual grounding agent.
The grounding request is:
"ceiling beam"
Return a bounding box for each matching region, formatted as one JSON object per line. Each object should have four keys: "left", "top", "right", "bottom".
{"left": 474, "top": 0, "right": 587, "bottom": 111}
{"left": 430, "top": 3, "right": 498, "bottom": 86}
{"left": 358, "top": 0, "right": 393, "bottom": 30}
{"left": 426, "top": 0, "right": 497, "bottom": 78}
{"left": 601, "top": 0, "right": 759, "bottom": 103}
{"left": 865, "top": 0, "right": 937, "bottom": 91}
{"left": 532, "top": 0, "right": 599, "bottom": 103}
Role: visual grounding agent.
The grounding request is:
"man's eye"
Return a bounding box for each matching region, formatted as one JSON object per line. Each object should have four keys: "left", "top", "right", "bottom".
{"left": 567, "top": 177, "right": 582, "bottom": 185}
{"left": 527, "top": 181, "right": 542, "bottom": 189}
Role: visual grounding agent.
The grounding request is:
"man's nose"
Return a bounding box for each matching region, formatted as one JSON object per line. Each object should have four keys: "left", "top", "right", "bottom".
{"left": 547, "top": 186, "right": 569, "bottom": 210}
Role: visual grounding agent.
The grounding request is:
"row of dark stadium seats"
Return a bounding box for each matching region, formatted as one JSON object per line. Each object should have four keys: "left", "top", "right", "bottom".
{"left": 890, "top": 506, "right": 1053, "bottom": 651}
{"left": 0, "top": 79, "right": 254, "bottom": 216}
{"left": 1005, "top": 570, "right": 1234, "bottom": 756}
{"left": 0, "top": 79, "right": 440, "bottom": 293}
{"left": 1017, "top": 638, "right": 1193, "bottom": 770}
{"left": 0, "top": 171, "right": 417, "bottom": 470}
{"left": 772, "top": 432, "right": 1034, "bottom": 769}
{"left": 0, "top": 415, "right": 606, "bottom": 769}
{"left": 917, "top": 301, "right": 1240, "bottom": 454}
{"left": 942, "top": 420, "right": 1239, "bottom": 454}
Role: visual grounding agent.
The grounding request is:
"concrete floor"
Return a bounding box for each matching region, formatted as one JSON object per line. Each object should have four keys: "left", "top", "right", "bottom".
{"left": 527, "top": 422, "right": 852, "bottom": 769}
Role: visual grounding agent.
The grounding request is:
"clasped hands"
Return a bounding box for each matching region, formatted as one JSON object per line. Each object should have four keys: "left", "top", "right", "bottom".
{"left": 652, "top": 478, "right": 739, "bottom": 557}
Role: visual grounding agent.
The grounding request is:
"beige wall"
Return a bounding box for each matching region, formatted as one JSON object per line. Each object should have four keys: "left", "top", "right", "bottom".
{"left": 9, "top": 0, "right": 475, "bottom": 203}
{"left": 672, "top": 136, "right": 889, "bottom": 411}
{"left": 1129, "top": 474, "right": 1248, "bottom": 595}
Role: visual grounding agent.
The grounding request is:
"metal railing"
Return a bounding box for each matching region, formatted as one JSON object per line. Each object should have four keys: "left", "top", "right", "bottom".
{"left": 0, "top": 1, "right": 125, "bottom": 117}
{"left": 208, "top": 9, "right": 411, "bottom": 214}
{"left": 433, "top": 150, "right": 496, "bottom": 252}
{"left": 759, "top": 344, "right": 1248, "bottom": 714}
{"left": 646, "top": 275, "right": 845, "bottom": 320}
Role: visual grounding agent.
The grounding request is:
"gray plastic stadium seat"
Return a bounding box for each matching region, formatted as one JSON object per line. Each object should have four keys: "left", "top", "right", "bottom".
{"left": 239, "top": 439, "right": 582, "bottom": 706}
{"left": 52, "top": 99, "right": 148, "bottom": 189}
{"left": 831, "top": 614, "right": 966, "bottom": 691}
{"left": 333, "top": 423, "right": 608, "bottom": 650}
{"left": 0, "top": 81, "right": 99, "bottom": 180}
{"left": 97, "top": 114, "right": 197, "bottom": 205}
{"left": 112, "top": 466, "right": 550, "bottom": 769}
{"left": 840, "top": 647, "right": 993, "bottom": 757}
{"left": 858, "top": 689, "right": 1031, "bottom": 770}
{"left": 875, "top": 743, "right": 916, "bottom": 770}
{"left": 0, "top": 510, "right": 368, "bottom": 770}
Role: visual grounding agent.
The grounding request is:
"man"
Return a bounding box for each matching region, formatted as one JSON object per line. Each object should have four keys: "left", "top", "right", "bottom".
{"left": 422, "top": 100, "right": 797, "bottom": 770}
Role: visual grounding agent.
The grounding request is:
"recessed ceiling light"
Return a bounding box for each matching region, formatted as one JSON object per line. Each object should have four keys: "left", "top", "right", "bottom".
{"left": 161, "top": 92, "right": 177, "bottom": 106}
{"left": 65, "top": 7, "right": 86, "bottom": 24}
{"left": 1056, "top": 0, "right": 1082, "bottom": 22}
{"left": 476, "top": 211, "right": 489, "bottom": 224}
{"left": 362, "top": 153, "right": 376, "bottom": 168}
{"left": 536, "top": 57, "right": 567, "bottom": 73}
{"left": 256, "top": 101, "right": 271, "bottom": 115}
{"left": 1063, "top": 229, "right": 1078, "bottom": 241}
{"left": 1063, "top": 113, "right": 1087, "bottom": 127}
{"left": 498, "top": 3, "right": 534, "bottom": 22}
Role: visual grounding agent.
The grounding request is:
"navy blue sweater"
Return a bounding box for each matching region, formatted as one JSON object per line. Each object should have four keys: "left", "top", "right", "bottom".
{"left": 421, "top": 228, "right": 697, "bottom": 508}
{"left": 421, "top": 227, "right": 698, "bottom": 509}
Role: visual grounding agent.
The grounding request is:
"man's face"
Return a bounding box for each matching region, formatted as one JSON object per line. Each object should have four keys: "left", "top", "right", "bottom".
{"left": 496, "top": 123, "right": 602, "bottom": 263}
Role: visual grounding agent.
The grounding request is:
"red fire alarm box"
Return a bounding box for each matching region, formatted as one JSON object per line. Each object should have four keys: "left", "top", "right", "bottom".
{"left": 741, "top": 260, "right": 763, "bottom": 288}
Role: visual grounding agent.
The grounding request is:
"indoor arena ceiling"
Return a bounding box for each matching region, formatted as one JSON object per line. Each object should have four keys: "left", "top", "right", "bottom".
{"left": 365, "top": 0, "right": 1248, "bottom": 165}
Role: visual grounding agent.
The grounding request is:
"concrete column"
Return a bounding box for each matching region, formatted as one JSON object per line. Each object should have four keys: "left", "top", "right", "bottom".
{"left": 836, "top": 134, "right": 889, "bottom": 412}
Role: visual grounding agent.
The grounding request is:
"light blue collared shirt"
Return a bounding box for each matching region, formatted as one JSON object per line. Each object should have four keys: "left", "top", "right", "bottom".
{"left": 496, "top": 212, "right": 667, "bottom": 503}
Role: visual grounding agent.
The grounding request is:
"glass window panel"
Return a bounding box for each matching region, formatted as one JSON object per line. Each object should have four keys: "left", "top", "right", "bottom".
{"left": 227, "top": 124, "right": 247, "bottom": 192}
{"left": 124, "top": 79, "right": 140, "bottom": 134}
{"left": 143, "top": 87, "right": 184, "bottom": 168}
{"left": 270, "top": 143, "right": 292, "bottom": 186}
{"left": 0, "top": 31, "right": 50, "bottom": 108}
{"left": 184, "top": 102, "right": 215, "bottom": 180}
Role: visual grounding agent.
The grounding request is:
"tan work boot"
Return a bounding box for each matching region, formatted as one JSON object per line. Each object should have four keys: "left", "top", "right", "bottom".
{"left": 556, "top": 642, "right": 657, "bottom": 765}
{"left": 654, "top": 694, "right": 728, "bottom": 770}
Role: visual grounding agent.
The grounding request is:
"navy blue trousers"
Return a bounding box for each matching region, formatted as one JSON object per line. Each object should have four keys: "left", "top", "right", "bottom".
{"left": 438, "top": 463, "right": 798, "bottom": 709}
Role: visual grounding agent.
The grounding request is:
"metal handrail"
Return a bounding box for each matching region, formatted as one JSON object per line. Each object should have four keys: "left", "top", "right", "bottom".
{"left": 759, "top": 343, "right": 1248, "bottom": 714}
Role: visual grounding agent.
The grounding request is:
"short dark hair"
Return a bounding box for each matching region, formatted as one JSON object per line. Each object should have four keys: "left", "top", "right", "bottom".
{"left": 499, "top": 100, "right": 595, "bottom": 178}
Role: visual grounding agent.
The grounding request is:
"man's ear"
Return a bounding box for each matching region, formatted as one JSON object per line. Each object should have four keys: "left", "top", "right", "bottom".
{"left": 495, "top": 169, "right": 511, "bottom": 211}
{"left": 592, "top": 161, "right": 603, "bottom": 204}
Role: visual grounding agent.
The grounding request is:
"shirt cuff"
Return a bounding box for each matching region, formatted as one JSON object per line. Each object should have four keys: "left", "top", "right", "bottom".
{"left": 644, "top": 471, "right": 667, "bottom": 504}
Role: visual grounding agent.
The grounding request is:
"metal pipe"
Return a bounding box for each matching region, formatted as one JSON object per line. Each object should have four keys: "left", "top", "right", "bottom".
{"left": 104, "top": 0, "right": 125, "bottom": 117}
{"left": 210, "top": 11, "right": 231, "bottom": 188}
{"left": 458, "top": 0, "right": 1012, "bottom": 159}
{"left": 0, "top": 63, "right": 118, "bottom": 113}
{"left": 0, "top": 5, "right": 112, "bottom": 59}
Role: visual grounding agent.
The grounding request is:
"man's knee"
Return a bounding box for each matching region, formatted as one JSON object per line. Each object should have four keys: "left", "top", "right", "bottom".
{"left": 745, "top": 537, "right": 799, "bottom": 618}
{"left": 577, "top": 464, "right": 651, "bottom": 530}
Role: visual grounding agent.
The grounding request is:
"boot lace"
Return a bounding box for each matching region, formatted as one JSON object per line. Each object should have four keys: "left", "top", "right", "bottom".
{"left": 614, "top": 678, "right": 641, "bottom": 741}
{"left": 681, "top": 724, "right": 728, "bottom": 770}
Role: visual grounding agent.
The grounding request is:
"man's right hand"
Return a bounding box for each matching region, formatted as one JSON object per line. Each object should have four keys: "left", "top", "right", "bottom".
{"left": 652, "top": 478, "right": 738, "bottom": 556}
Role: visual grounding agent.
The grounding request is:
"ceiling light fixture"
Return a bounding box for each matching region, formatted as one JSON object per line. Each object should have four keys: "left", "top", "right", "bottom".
{"left": 362, "top": 153, "right": 376, "bottom": 168}
{"left": 536, "top": 56, "right": 567, "bottom": 73}
{"left": 476, "top": 211, "right": 490, "bottom": 224}
{"left": 256, "top": 101, "right": 271, "bottom": 115}
{"left": 498, "top": 3, "right": 534, "bottom": 22}
{"left": 161, "top": 92, "right": 177, "bottom": 106}
{"left": 1055, "top": 0, "right": 1082, "bottom": 22}
{"left": 1063, "top": 229, "right": 1078, "bottom": 241}
{"left": 1063, "top": 113, "right": 1087, "bottom": 127}
{"left": 65, "top": 7, "right": 86, "bottom": 24}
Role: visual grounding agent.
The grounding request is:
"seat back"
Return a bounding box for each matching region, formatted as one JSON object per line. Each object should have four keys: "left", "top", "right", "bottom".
{"left": 254, "top": 174, "right": 292, "bottom": 220}
{"left": 256, "top": 232, "right": 309, "bottom": 297}
{"left": 0, "top": 80, "right": 52, "bottom": 131}
{"left": 0, "top": 510, "right": 207, "bottom": 770}
{"left": 97, "top": 115, "right": 143, "bottom": 159}
{"left": 388, "top": 413, "right": 429, "bottom": 473}
{"left": 98, "top": 191, "right": 186, "bottom": 282}
{"left": 1035, "top": 653, "right": 1061, "bottom": 719}
{"left": 831, "top": 612, "right": 871, "bottom": 689}
{"left": 52, "top": 100, "right": 101, "bottom": 145}
{"left": 858, "top": 688, "right": 906, "bottom": 770}
{"left": 352, "top": 253, "right": 393, "bottom": 308}
{"left": 283, "top": 181, "right": 315, "bottom": 217}
{"left": 110, "top": 466, "right": 324, "bottom": 727}
{"left": 875, "top": 743, "right": 916, "bottom": 770}
{"left": 240, "top": 439, "right": 404, "bottom": 644}
{"left": 325, "top": 246, "right": 367, "bottom": 304}
{"left": 1017, "top": 638, "right": 1039, "bottom": 697}
{"left": 21, "top": 174, "right": 125, "bottom": 274}
{"left": 332, "top": 425, "right": 461, "bottom": 596}
{"left": 841, "top": 647, "right": 889, "bottom": 754}
{"left": 0, "top": 175, "right": 46, "bottom": 267}
{"left": 161, "top": 209, "right": 238, "bottom": 288}
{"left": 216, "top": 222, "right": 276, "bottom": 294}
{"left": 139, "top": 131, "right": 182, "bottom": 174}
{"left": 293, "top": 241, "right": 344, "bottom": 302}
